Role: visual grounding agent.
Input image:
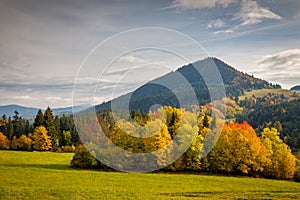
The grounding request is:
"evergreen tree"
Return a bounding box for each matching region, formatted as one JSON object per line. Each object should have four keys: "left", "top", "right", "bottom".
{"left": 60, "top": 114, "right": 69, "bottom": 132}
{"left": 54, "top": 115, "right": 62, "bottom": 146}
{"left": 24, "top": 120, "right": 33, "bottom": 135}
{"left": 34, "top": 109, "right": 44, "bottom": 128}
{"left": 43, "top": 107, "right": 59, "bottom": 151}
{"left": 7, "top": 117, "right": 14, "bottom": 140}
{"left": 12, "top": 111, "right": 24, "bottom": 138}
{"left": 0, "top": 114, "right": 8, "bottom": 137}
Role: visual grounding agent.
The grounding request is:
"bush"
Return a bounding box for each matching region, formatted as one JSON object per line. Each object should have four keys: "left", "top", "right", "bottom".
{"left": 71, "top": 145, "right": 98, "bottom": 168}
{"left": 0, "top": 132, "right": 10, "bottom": 150}
{"left": 11, "top": 135, "right": 32, "bottom": 151}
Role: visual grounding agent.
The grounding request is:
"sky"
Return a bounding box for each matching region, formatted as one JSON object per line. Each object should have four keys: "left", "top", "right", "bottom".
{"left": 0, "top": 0, "right": 300, "bottom": 108}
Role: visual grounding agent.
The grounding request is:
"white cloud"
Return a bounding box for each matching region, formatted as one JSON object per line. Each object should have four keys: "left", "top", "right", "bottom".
{"left": 234, "top": 0, "right": 281, "bottom": 27}
{"left": 258, "top": 49, "right": 300, "bottom": 70}
{"left": 213, "top": 29, "right": 234, "bottom": 35}
{"left": 169, "top": 0, "right": 236, "bottom": 9}
{"left": 208, "top": 19, "right": 226, "bottom": 28}
{"left": 257, "top": 49, "right": 300, "bottom": 89}
{"left": 118, "top": 55, "right": 146, "bottom": 64}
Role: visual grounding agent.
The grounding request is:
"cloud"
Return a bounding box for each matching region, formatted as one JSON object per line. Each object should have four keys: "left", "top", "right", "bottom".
{"left": 295, "top": 11, "right": 300, "bottom": 19}
{"left": 208, "top": 19, "right": 226, "bottom": 28}
{"left": 118, "top": 55, "right": 146, "bottom": 64}
{"left": 257, "top": 49, "right": 300, "bottom": 88}
{"left": 169, "top": 0, "right": 236, "bottom": 9}
{"left": 233, "top": 0, "right": 281, "bottom": 27}
{"left": 258, "top": 49, "right": 300, "bottom": 70}
{"left": 213, "top": 29, "right": 234, "bottom": 35}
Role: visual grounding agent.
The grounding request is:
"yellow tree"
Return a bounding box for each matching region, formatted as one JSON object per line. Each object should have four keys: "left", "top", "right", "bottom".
{"left": 0, "top": 131, "right": 10, "bottom": 150}
{"left": 150, "top": 124, "right": 172, "bottom": 167}
{"left": 261, "top": 127, "right": 296, "bottom": 179}
{"left": 32, "top": 126, "right": 52, "bottom": 151}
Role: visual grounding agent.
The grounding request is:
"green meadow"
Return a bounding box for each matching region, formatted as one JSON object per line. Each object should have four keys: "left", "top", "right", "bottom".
{"left": 0, "top": 151, "right": 300, "bottom": 199}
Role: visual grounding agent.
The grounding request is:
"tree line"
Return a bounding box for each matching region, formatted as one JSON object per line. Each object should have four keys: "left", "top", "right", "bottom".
{"left": 71, "top": 106, "right": 300, "bottom": 181}
{"left": 0, "top": 107, "right": 79, "bottom": 152}
{"left": 1, "top": 105, "right": 299, "bottom": 181}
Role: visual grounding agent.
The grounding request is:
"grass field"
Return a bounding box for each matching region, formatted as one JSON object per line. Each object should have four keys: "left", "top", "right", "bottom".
{"left": 1, "top": 151, "right": 300, "bottom": 199}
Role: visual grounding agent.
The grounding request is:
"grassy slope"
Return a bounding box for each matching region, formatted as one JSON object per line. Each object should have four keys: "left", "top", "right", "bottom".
{"left": 0, "top": 151, "right": 300, "bottom": 199}
{"left": 239, "top": 88, "right": 300, "bottom": 101}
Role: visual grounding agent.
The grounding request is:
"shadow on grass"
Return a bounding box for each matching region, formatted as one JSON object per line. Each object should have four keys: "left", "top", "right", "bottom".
{"left": 2, "top": 163, "right": 73, "bottom": 171}
{"left": 162, "top": 190, "right": 300, "bottom": 198}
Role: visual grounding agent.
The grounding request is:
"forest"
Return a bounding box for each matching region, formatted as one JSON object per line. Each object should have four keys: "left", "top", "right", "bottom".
{"left": 0, "top": 107, "right": 79, "bottom": 152}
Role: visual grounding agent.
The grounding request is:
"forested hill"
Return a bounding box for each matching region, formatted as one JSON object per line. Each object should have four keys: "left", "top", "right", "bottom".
{"left": 96, "top": 57, "right": 280, "bottom": 113}
{"left": 237, "top": 99, "right": 300, "bottom": 152}
{"left": 291, "top": 85, "right": 300, "bottom": 91}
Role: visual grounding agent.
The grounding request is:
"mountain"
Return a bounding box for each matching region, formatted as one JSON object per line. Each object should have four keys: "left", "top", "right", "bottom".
{"left": 291, "top": 85, "right": 300, "bottom": 91}
{"left": 95, "top": 57, "right": 280, "bottom": 113}
{"left": 0, "top": 104, "right": 91, "bottom": 118}
{"left": 0, "top": 105, "right": 40, "bottom": 118}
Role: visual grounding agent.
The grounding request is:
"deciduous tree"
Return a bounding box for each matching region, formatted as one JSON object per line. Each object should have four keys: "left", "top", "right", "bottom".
{"left": 0, "top": 131, "right": 10, "bottom": 150}
{"left": 32, "top": 126, "right": 52, "bottom": 151}
{"left": 261, "top": 127, "right": 296, "bottom": 179}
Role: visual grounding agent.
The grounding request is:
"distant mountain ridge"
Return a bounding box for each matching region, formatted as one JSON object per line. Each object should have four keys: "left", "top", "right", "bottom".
{"left": 0, "top": 104, "right": 91, "bottom": 118}
{"left": 96, "top": 57, "right": 280, "bottom": 113}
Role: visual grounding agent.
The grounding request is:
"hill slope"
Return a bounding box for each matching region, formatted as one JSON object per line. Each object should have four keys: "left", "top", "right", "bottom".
{"left": 96, "top": 57, "right": 279, "bottom": 113}
{"left": 291, "top": 85, "right": 300, "bottom": 91}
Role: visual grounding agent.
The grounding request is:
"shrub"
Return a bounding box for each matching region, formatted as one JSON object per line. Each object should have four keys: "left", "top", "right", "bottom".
{"left": 71, "top": 145, "right": 98, "bottom": 168}
{"left": 11, "top": 135, "right": 32, "bottom": 151}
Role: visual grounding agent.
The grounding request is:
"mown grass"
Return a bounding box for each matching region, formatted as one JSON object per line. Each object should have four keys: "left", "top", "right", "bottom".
{"left": 1, "top": 150, "right": 300, "bottom": 199}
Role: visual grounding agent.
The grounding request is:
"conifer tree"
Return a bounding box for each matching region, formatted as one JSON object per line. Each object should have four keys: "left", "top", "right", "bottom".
{"left": 43, "top": 107, "right": 59, "bottom": 151}
{"left": 34, "top": 109, "right": 44, "bottom": 128}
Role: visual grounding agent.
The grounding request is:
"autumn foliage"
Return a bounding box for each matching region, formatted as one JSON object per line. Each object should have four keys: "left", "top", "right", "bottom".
{"left": 32, "top": 126, "right": 52, "bottom": 151}
{"left": 71, "top": 107, "right": 297, "bottom": 180}
{"left": 207, "top": 122, "right": 269, "bottom": 176}
{"left": 0, "top": 132, "right": 10, "bottom": 150}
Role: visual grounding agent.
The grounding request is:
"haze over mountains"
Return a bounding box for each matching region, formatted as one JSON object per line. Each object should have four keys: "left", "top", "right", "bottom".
{"left": 0, "top": 104, "right": 91, "bottom": 118}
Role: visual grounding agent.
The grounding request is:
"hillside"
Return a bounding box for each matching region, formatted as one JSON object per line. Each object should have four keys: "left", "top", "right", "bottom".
{"left": 237, "top": 99, "right": 300, "bottom": 152}
{"left": 291, "top": 85, "right": 300, "bottom": 91}
{"left": 96, "top": 57, "right": 279, "bottom": 113}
